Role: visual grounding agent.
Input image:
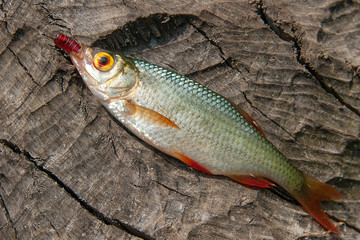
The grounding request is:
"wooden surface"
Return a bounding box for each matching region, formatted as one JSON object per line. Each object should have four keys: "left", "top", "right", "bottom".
{"left": 0, "top": 0, "right": 359, "bottom": 239}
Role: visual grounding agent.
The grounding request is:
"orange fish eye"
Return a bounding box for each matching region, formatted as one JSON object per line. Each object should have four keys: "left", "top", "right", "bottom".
{"left": 93, "top": 52, "right": 114, "bottom": 71}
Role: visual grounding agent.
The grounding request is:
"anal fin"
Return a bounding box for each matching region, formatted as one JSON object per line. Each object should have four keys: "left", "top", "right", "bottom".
{"left": 227, "top": 175, "right": 275, "bottom": 188}
{"left": 172, "top": 151, "right": 212, "bottom": 174}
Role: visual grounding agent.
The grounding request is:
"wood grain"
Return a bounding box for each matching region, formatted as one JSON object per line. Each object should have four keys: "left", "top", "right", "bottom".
{"left": 0, "top": 0, "right": 359, "bottom": 239}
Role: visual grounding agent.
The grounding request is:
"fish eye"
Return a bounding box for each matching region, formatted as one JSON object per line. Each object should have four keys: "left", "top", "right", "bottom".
{"left": 93, "top": 52, "right": 114, "bottom": 71}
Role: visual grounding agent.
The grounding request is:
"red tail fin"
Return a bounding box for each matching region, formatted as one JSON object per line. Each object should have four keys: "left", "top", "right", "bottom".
{"left": 291, "top": 174, "right": 342, "bottom": 233}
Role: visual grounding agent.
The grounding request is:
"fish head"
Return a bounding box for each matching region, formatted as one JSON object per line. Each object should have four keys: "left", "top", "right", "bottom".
{"left": 54, "top": 33, "right": 138, "bottom": 101}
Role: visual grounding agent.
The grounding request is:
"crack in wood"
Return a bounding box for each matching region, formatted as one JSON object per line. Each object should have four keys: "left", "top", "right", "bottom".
{"left": 329, "top": 0, "right": 358, "bottom": 14}
{"left": 291, "top": 231, "right": 329, "bottom": 240}
{"left": 240, "top": 89, "right": 297, "bottom": 141}
{"left": 18, "top": 59, "right": 68, "bottom": 111}
{"left": 226, "top": 59, "right": 298, "bottom": 141}
{"left": 255, "top": 0, "right": 360, "bottom": 117}
{"left": 2, "top": 84, "right": 37, "bottom": 119}
{"left": 330, "top": 214, "right": 360, "bottom": 233}
{"left": 153, "top": 180, "right": 192, "bottom": 198}
{"left": 188, "top": 21, "right": 225, "bottom": 57}
{"left": 110, "top": 137, "right": 119, "bottom": 158}
{"left": 42, "top": 69, "right": 68, "bottom": 89}
{"left": 0, "top": 0, "right": 9, "bottom": 34}
{"left": 187, "top": 18, "right": 298, "bottom": 141}
{"left": 7, "top": 46, "right": 40, "bottom": 87}
{"left": 185, "top": 59, "right": 230, "bottom": 78}
{"left": 254, "top": 0, "right": 295, "bottom": 42}
{"left": 121, "top": 0, "right": 137, "bottom": 10}
{"left": 45, "top": 216, "right": 61, "bottom": 238}
{"left": 34, "top": 2, "right": 72, "bottom": 33}
{"left": 0, "top": 193, "right": 18, "bottom": 239}
{"left": 0, "top": 139, "right": 155, "bottom": 240}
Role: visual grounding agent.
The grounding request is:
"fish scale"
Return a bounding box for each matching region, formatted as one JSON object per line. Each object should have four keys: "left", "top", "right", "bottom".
{"left": 127, "top": 59, "right": 304, "bottom": 190}
{"left": 54, "top": 34, "right": 342, "bottom": 233}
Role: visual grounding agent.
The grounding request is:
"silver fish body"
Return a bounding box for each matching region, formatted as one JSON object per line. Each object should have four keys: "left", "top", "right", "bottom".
{"left": 54, "top": 34, "right": 342, "bottom": 233}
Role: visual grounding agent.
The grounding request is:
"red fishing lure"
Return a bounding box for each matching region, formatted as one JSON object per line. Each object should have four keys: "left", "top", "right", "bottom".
{"left": 54, "top": 33, "right": 82, "bottom": 54}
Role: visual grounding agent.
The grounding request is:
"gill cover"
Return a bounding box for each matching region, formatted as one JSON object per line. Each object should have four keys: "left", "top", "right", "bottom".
{"left": 54, "top": 35, "right": 138, "bottom": 101}
{"left": 80, "top": 46, "right": 138, "bottom": 100}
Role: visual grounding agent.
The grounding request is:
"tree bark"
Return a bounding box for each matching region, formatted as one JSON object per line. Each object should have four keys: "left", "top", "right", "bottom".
{"left": 0, "top": 0, "right": 359, "bottom": 239}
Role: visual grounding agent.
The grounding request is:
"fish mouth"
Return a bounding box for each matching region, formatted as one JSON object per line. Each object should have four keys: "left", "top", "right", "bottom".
{"left": 54, "top": 33, "right": 89, "bottom": 79}
{"left": 54, "top": 33, "right": 86, "bottom": 63}
{"left": 54, "top": 33, "right": 123, "bottom": 100}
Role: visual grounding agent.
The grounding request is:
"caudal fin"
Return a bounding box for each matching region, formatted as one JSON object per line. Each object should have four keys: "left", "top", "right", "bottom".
{"left": 291, "top": 174, "right": 342, "bottom": 234}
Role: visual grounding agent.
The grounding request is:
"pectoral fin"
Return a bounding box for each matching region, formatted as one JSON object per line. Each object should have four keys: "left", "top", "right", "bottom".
{"left": 172, "top": 151, "right": 212, "bottom": 174}
{"left": 124, "top": 101, "right": 180, "bottom": 129}
{"left": 227, "top": 175, "right": 275, "bottom": 188}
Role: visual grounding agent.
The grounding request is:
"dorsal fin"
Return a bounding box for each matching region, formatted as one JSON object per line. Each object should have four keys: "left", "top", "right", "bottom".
{"left": 228, "top": 99, "right": 266, "bottom": 137}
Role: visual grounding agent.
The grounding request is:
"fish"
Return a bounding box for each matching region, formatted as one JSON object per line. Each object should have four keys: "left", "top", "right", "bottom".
{"left": 54, "top": 33, "right": 342, "bottom": 233}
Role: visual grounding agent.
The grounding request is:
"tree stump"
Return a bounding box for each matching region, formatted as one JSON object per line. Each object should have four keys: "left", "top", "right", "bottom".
{"left": 0, "top": 0, "right": 359, "bottom": 239}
